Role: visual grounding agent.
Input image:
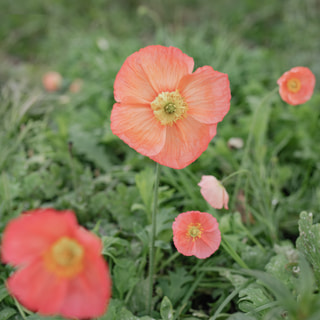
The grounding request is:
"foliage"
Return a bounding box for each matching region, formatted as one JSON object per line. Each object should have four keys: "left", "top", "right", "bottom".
{"left": 0, "top": 0, "right": 320, "bottom": 319}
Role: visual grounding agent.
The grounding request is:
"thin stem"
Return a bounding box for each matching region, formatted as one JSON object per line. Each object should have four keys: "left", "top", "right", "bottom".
{"left": 147, "top": 162, "right": 161, "bottom": 315}
{"left": 14, "top": 299, "right": 27, "bottom": 320}
{"left": 220, "top": 169, "right": 250, "bottom": 185}
{"left": 210, "top": 280, "right": 252, "bottom": 320}
{"left": 221, "top": 235, "right": 249, "bottom": 269}
{"left": 157, "top": 250, "right": 180, "bottom": 273}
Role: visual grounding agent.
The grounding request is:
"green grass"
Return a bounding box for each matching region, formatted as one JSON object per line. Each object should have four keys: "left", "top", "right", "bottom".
{"left": 0, "top": 0, "right": 320, "bottom": 319}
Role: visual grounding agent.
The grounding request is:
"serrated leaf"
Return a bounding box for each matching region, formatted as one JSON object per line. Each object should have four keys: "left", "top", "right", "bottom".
{"left": 296, "top": 211, "right": 320, "bottom": 286}
{"left": 160, "top": 296, "right": 174, "bottom": 320}
{"left": 238, "top": 283, "right": 271, "bottom": 314}
{"left": 158, "top": 267, "right": 194, "bottom": 306}
{"left": 113, "top": 258, "right": 139, "bottom": 300}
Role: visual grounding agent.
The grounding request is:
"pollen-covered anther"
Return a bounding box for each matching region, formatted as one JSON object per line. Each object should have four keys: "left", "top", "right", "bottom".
{"left": 287, "top": 78, "right": 301, "bottom": 93}
{"left": 44, "top": 237, "right": 84, "bottom": 278}
{"left": 151, "top": 90, "right": 188, "bottom": 126}
{"left": 187, "top": 223, "right": 203, "bottom": 240}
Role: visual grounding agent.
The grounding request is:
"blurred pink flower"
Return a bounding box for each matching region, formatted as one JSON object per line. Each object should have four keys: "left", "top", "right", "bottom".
{"left": 42, "top": 71, "right": 62, "bottom": 92}
{"left": 1, "top": 208, "right": 111, "bottom": 319}
{"left": 198, "top": 175, "right": 229, "bottom": 209}
{"left": 277, "top": 66, "right": 315, "bottom": 105}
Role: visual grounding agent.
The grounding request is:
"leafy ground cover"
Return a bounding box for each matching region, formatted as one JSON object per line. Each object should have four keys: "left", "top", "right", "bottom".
{"left": 0, "top": 0, "right": 320, "bottom": 319}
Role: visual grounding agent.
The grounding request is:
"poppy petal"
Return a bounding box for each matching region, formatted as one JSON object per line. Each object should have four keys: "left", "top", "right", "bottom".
{"left": 179, "top": 66, "right": 231, "bottom": 124}
{"left": 60, "top": 257, "right": 111, "bottom": 319}
{"left": 172, "top": 211, "right": 221, "bottom": 259}
{"left": 114, "top": 46, "right": 194, "bottom": 104}
{"left": 198, "top": 175, "right": 229, "bottom": 209}
{"left": 150, "top": 117, "right": 217, "bottom": 169}
{"left": 110, "top": 102, "right": 166, "bottom": 156}
{"left": 1, "top": 209, "right": 78, "bottom": 266}
{"left": 7, "top": 258, "right": 67, "bottom": 315}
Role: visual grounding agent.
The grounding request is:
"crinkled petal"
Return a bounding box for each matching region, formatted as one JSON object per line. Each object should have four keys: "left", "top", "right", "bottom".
{"left": 193, "top": 229, "right": 221, "bottom": 259}
{"left": 178, "top": 66, "right": 231, "bottom": 124}
{"left": 1, "top": 209, "right": 78, "bottom": 266}
{"left": 172, "top": 211, "right": 221, "bottom": 259}
{"left": 60, "top": 256, "right": 111, "bottom": 319}
{"left": 114, "top": 45, "right": 194, "bottom": 104}
{"left": 110, "top": 102, "right": 166, "bottom": 156}
{"left": 7, "top": 258, "right": 67, "bottom": 315}
{"left": 150, "top": 117, "right": 217, "bottom": 169}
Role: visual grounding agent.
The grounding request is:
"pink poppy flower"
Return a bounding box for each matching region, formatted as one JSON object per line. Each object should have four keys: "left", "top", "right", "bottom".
{"left": 198, "top": 175, "right": 229, "bottom": 209}
{"left": 277, "top": 66, "right": 315, "bottom": 105}
{"left": 1, "top": 208, "right": 111, "bottom": 319}
{"left": 42, "top": 71, "right": 62, "bottom": 92}
{"left": 172, "top": 211, "right": 221, "bottom": 259}
{"left": 111, "top": 45, "right": 231, "bottom": 169}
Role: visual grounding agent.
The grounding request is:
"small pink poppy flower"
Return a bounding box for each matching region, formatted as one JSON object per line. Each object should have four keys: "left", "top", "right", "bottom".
{"left": 42, "top": 71, "right": 62, "bottom": 92}
{"left": 111, "top": 45, "right": 231, "bottom": 169}
{"left": 198, "top": 175, "right": 229, "bottom": 209}
{"left": 1, "top": 208, "right": 111, "bottom": 319}
{"left": 277, "top": 67, "right": 316, "bottom": 105}
{"left": 172, "top": 211, "right": 221, "bottom": 259}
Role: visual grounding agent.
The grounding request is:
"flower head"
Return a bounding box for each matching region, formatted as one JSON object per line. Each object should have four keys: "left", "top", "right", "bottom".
{"left": 172, "top": 211, "right": 221, "bottom": 259}
{"left": 277, "top": 67, "right": 315, "bottom": 105}
{"left": 111, "top": 45, "right": 231, "bottom": 169}
{"left": 42, "top": 71, "right": 62, "bottom": 92}
{"left": 1, "top": 208, "right": 111, "bottom": 319}
{"left": 198, "top": 175, "right": 229, "bottom": 209}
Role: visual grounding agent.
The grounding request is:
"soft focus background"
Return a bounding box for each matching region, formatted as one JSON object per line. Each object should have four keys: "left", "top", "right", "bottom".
{"left": 0, "top": 1, "right": 320, "bottom": 319}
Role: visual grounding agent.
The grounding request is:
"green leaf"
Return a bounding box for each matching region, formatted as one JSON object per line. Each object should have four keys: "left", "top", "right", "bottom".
{"left": 135, "top": 167, "right": 154, "bottom": 217}
{"left": 0, "top": 284, "right": 9, "bottom": 303}
{"left": 226, "top": 313, "right": 256, "bottom": 320}
{"left": 296, "top": 211, "right": 320, "bottom": 286}
{"left": 158, "top": 267, "right": 194, "bottom": 306}
{"left": 0, "top": 307, "right": 16, "bottom": 320}
{"left": 160, "top": 296, "right": 174, "bottom": 320}
{"left": 113, "top": 258, "right": 139, "bottom": 300}
{"left": 238, "top": 283, "right": 271, "bottom": 314}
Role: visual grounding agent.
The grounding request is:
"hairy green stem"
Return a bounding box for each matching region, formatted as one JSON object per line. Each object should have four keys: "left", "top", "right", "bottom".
{"left": 147, "top": 162, "right": 161, "bottom": 315}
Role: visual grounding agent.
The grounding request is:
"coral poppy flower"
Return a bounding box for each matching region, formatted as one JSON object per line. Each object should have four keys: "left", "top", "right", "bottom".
{"left": 172, "top": 211, "right": 221, "bottom": 259}
{"left": 42, "top": 71, "right": 62, "bottom": 92}
{"left": 111, "top": 45, "right": 231, "bottom": 169}
{"left": 277, "top": 67, "right": 316, "bottom": 105}
{"left": 1, "top": 208, "right": 111, "bottom": 319}
{"left": 198, "top": 175, "right": 229, "bottom": 209}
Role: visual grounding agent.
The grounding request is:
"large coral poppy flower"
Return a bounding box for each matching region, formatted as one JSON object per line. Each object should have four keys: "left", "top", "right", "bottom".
{"left": 277, "top": 66, "right": 315, "bottom": 105}
{"left": 111, "top": 45, "right": 231, "bottom": 169}
{"left": 172, "top": 211, "right": 221, "bottom": 259}
{"left": 198, "top": 175, "right": 229, "bottom": 210}
{"left": 1, "top": 208, "right": 111, "bottom": 319}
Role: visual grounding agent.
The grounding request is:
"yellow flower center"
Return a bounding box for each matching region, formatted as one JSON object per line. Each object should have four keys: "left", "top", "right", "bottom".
{"left": 151, "top": 90, "right": 188, "bottom": 126}
{"left": 187, "top": 223, "right": 203, "bottom": 240}
{"left": 44, "top": 237, "right": 84, "bottom": 278}
{"left": 287, "top": 78, "right": 301, "bottom": 93}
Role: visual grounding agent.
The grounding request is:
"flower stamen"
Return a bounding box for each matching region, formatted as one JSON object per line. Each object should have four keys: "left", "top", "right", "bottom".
{"left": 44, "top": 237, "right": 84, "bottom": 278}
{"left": 187, "top": 223, "right": 203, "bottom": 241}
{"left": 151, "top": 90, "right": 188, "bottom": 126}
{"left": 287, "top": 78, "right": 301, "bottom": 93}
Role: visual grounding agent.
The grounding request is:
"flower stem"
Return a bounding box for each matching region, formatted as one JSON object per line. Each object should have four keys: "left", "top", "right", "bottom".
{"left": 147, "top": 162, "right": 161, "bottom": 315}
{"left": 221, "top": 234, "right": 249, "bottom": 269}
